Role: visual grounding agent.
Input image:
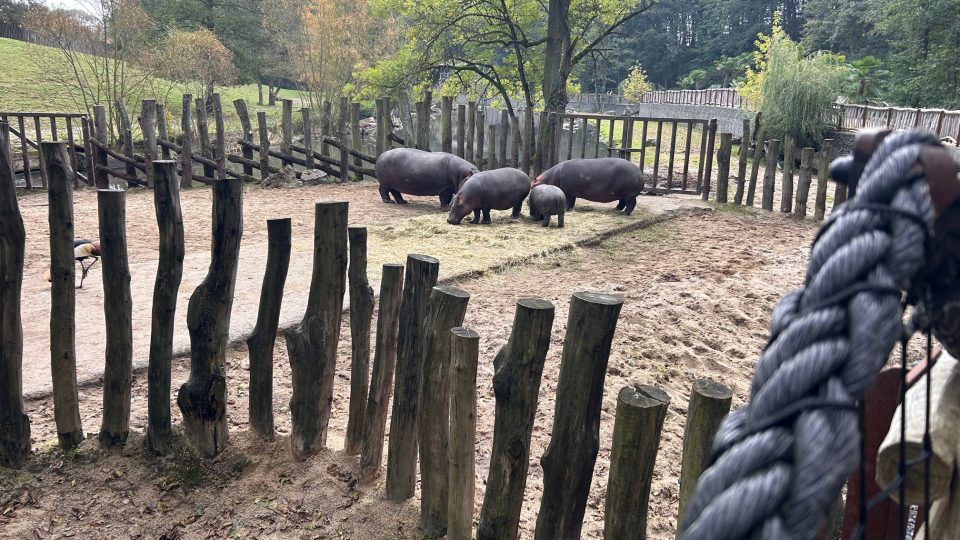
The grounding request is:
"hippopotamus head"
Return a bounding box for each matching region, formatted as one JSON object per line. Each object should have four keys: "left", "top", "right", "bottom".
{"left": 455, "top": 165, "right": 479, "bottom": 191}
{"left": 446, "top": 189, "right": 475, "bottom": 224}
{"left": 532, "top": 170, "right": 552, "bottom": 188}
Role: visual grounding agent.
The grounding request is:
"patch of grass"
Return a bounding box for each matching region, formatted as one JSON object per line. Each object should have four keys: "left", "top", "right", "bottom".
{"left": 159, "top": 443, "right": 209, "bottom": 488}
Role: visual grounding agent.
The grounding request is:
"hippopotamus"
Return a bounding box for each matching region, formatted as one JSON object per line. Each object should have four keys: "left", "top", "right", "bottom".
{"left": 529, "top": 184, "right": 566, "bottom": 228}
{"left": 533, "top": 157, "right": 644, "bottom": 215}
{"left": 447, "top": 168, "right": 531, "bottom": 225}
{"left": 375, "top": 148, "right": 479, "bottom": 210}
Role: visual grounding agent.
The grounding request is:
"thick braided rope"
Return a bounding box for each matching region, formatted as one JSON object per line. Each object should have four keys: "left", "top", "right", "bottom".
{"left": 680, "top": 131, "right": 939, "bottom": 540}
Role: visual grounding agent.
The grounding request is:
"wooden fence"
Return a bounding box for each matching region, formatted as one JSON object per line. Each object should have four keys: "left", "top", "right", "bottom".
{"left": 838, "top": 103, "right": 960, "bottom": 142}
{"left": 0, "top": 111, "right": 89, "bottom": 189}
{"left": 641, "top": 89, "right": 742, "bottom": 108}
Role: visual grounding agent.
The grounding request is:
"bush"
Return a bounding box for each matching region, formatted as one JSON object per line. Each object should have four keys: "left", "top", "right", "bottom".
{"left": 151, "top": 28, "right": 236, "bottom": 102}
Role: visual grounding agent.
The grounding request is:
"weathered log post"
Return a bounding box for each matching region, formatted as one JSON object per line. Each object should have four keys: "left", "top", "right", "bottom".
{"left": 814, "top": 139, "right": 833, "bottom": 221}
{"left": 141, "top": 99, "right": 157, "bottom": 188}
{"left": 511, "top": 114, "right": 521, "bottom": 168}
{"left": 97, "top": 188, "right": 132, "bottom": 448}
{"left": 156, "top": 104, "right": 171, "bottom": 160}
{"left": 93, "top": 105, "right": 110, "bottom": 189}
{"left": 487, "top": 123, "right": 498, "bottom": 170}
{"left": 761, "top": 138, "right": 779, "bottom": 211}
{"left": 448, "top": 327, "right": 480, "bottom": 540}
{"left": 419, "top": 286, "right": 472, "bottom": 538}
{"left": 833, "top": 182, "right": 848, "bottom": 213}
{"left": 715, "top": 133, "right": 732, "bottom": 203}
{"left": 499, "top": 110, "right": 509, "bottom": 166}
{"left": 257, "top": 112, "right": 270, "bottom": 180}
{"left": 604, "top": 385, "right": 671, "bottom": 540}
{"left": 734, "top": 119, "right": 750, "bottom": 205}
{"left": 441, "top": 96, "right": 453, "bottom": 154}
{"left": 44, "top": 142, "right": 84, "bottom": 450}
{"left": 375, "top": 98, "right": 386, "bottom": 156}
{"left": 534, "top": 292, "right": 624, "bottom": 540}
{"left": 746, "top": 130, "right": 764, "bottom": 207}
{"left": 321, "top": 100, "right": 332, "bottom": 156}
{"left": 115, "top": 99, "right": 137, "bottom": 181}
{"left": 285, "top": 202, "right": 348, "bottom": 460}
{"left": 345, "top": 227, "right": 375, "bottom": 455}
{"left": 195, "top": 97, "right": 216, "bottom": 180}
{"left": 794, "top": 147, "right": 815, "bottom": 217}
{"left": 246, "top": 218, "right": 292, "bottom": 441}
{"left": 534, "top": 111, "right": 548, "bottom": 175}
{"left": 0, "top": 122, "right": 30, "bottom": 467}
{"left": 360, "top": 263, "right": 405, "bottom": 482}
{"left": 234, "top": 99, "right": 255, "bottom": 176}
{"left": 212, "top": 94, "right": 227, "bottom": 180}
{"left": 522, "top": 111, "right": 534, "bottom": 175}
{"left": 146, "top": 160, "right": 184, "bottom": 455}
{"left": 701, "top": 119, "right": 718, "bottom": 201}
{"left": 381, "top": 97, "right": 391, "bottom": 151}
{"left": 477, "top": 298, "right": 555, "bottom": 540}
{"left": 386, "top": 254, "right": 440, "bottom": 500}
{"left": 80, "top": 116, "right": 95, "bottom": 185}
{"left": 301, "top": 107, "right": 315, "bottom": 170}
{"left": 476, "top": 109, "right": 486, "bottom": 170}
{"left": 466, "top": 101, "right": 476, "bottom": 164}
{"left": 456, "top": 104, "right": 466, "bottom": 159}
{"left": 414, "top": 102, "right": 424, "bottom": 150}
{"left": 421, "top": 91, "right": 433, "bottom": 151}
{"left": 339, "top": 96, "right": 351, "bottom": 183}
{"left": 676, "top": 379, "right": 733, "bottom": 532}
{"left": 780, "top": 134, "right": 795, "bottom": 212}
{"left": 281, "top": 99, "right": 293, "bottom": 154}
{"left": 351, "top": 103, "right": 363, "bottom": 180}
{"left": 180, "top": 95, "right": 193, "bottom": 188}
{"left": 176, "top": 175, "right": 243, "bottom": 458}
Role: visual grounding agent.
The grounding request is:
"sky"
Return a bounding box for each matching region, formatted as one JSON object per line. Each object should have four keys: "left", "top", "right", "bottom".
{"left": 43, "top": 0, "right": 95, "bottom": 15}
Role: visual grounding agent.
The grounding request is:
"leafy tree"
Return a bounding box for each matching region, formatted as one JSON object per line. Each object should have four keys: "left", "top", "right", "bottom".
{"left": 802, "top": 0, "right": 887, "bottom": 59}
{"left": 844, "top": 56, "right": 887, "bottom": 104}
{"left": 678, "top": 69, "right": 708, "bottom": 89}
{"left": 150, "top": 28, "right": 236, "bottom": 102}
{"left": 621, "top": 64, "right": 652, "bottom": 102}
{"left": 0, "top": 0, "right": 42, "bottom": 26}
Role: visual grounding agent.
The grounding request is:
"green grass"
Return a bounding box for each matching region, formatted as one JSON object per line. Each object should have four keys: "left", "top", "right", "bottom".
{"left": 0, "top": 37, "right": 298, "bottom": 138}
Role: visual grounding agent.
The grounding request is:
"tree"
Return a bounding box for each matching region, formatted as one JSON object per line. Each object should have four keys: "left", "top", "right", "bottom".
{"left": 0, "top": 0, "right": 42, "bottom": 26}
{"left": 802, "top": 0, "right": 887, "bottom": 60}
{"left": 151, "top": 28, "right": 236, "bottom": 103}
{"left": 678, "top": 68, "right": 708, "bottom": 89}
{"left": 844, "top": 56, "right": 887, "bottom": 104}
{"left": 621, "top": 64, "right": 652, "bottom": 102}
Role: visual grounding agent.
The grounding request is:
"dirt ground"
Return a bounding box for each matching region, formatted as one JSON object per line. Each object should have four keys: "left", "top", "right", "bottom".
{"left": 2, "top": 198, "right": 823, "bottom": 539}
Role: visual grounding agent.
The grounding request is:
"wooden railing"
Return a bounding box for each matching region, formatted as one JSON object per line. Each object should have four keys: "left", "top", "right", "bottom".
{"left": 641, "top": 89, "right": 742, "bottom": 108}
{"left": 838, "top": 104, "right": 960, "bottom": 141}
{"left": 0, "top": 111, "right": 90, "bottom": 189}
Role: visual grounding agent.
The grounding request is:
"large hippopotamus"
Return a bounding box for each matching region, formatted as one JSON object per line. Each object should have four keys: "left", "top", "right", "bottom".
{"left": 447, "top": 168, "right": 531, "bottom": 225}
{"left": 375, "top": 148, "right": 478, "bottom": 210}
{"left": 533, "top": 157, "right": 643, "bottom": 215}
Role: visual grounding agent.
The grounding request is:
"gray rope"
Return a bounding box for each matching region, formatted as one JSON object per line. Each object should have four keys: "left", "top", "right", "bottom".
{"left": 680, "top": 130, "right": 939, "bottom": 540}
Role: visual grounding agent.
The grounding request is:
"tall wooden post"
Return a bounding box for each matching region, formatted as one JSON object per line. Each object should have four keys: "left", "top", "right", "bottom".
{"left": 321, "top": 100, "right": 332, "bottom": 156}
{"left": 281, "top": 99, "right": 293, "bottom": 154}
{"left": 523, "top": 111, "right": 534, "bottom": 175}
{"left": 780, "top": 134, "right": 795, "bottom": 212}
{"left": 475, "top": 109, "right": 486, "bottom": 169}
{"left": 746, "top": 131, "right": 764, "bottom": 207}
{"left": 234, "top": 99, "right": 255, "bottom": 176}
{"left": 456, "top": 104, "right": 466, "bottom": 158}
{"left": 734, "top": 119, "right": 750, "bottom": 205}
{"left": 386, "top": 254, "right": 440, "bottom": 500}
{"left": 511, "top": 114, "right": 521, "bottom": 168}
{"left": 247, "top": 218, "right": 291, "bottom": 441}
{"left": 339, "top": 96, "right": 350, "bottom": 183}
{"left": 146, "top": 161, "right": 184, "bottom": 455}
{"left": 195, "top": 97, "right": 215, "bottom": 180}
{"left": 535, "top": 293, "right": 624, "bottom": 540}
{"left": 814, "top": 139, "right": 833, "bottom": 221}
{"left": 302, "top": 108, "right": 315, "bottom": 169}
{"left": 499, "top": 110, "right": 509, "bottom": 167}
{"left": 381, "top": 97, "right": 391, "bottom": 151}
{"left": 93, "top": 105, "right": 110, "bottom": 189}
{"left": 701, "top": 119, "right": 718, "bottom": 201}
{"left": 0, "top": 122, "right": 30, "bottom": 467}
{"left": 761, "top": 138, "right": 780, "bottom": 211}
{"left": 419, "top": 286, "right": 472, "bottom": 538}
{"left": 534, "top": 111, "right": 548, "bottom": 175}
{"left": 715, "top": 133, "right": 732, "bottom": 203}
{"left": 257, "top": 112, "right": 270, "bottom": 179}
{"left": 43, "top": 142, "right": 84, "bottom": 450}
{"left": 448, "top": 327, "right": 480, "bottom": 540}
{"left": 422, "top": 91, "right": 433, "bottom": 151}
{"left": 80, "top": 116, "right": 94, "bottom": 185}
{"left": 375, "top": 98, "right": 386, "bottom": 156}
{"left": 285, "top": 202, "right": 348, "bottom": 460}
{"left": 351, "top": 103, "right": 363, "bottom": 180}
{"left": 478, "top": 299, "right": 555, "bottom": 540}
{"left": 466, "top": 101, "right": 476, "bottom": 164}
{"left": 832, "top": 183, "right": 848, "bottom": 213}
{"left": 180, "top": 95, "right": 193, "bottom": 188}
{"left": 156, "top": 103, "right": 171, "bottom": 160}
{"left": 97, "top": 188, "right": 132, "bottom": 448}
{"left": 176, "top": 175, "right": 243, "bottom": 458}
{"left": 345, "top": 227, "right": 375, "bottom": 455}
{"left": 794, "top": 147, "right": 815, "bottom": 217}
{"left": 212, "top": 94, "right": 226, "bottom": 181}
{"left": 141, "top": 99, "right": 157, "bottom": 188}
{"left": 676, "top": 379, "right": 733, "bottom": 531}
{"left": 360, "top": 263, "right": 405, "bottom": 482}
{"left": 487, "top": 124, "right": 498, "bottom": 170}
{"left": 604, "top": 385, "right": 671, "bottom": 540}
{"left": 441, "top": 96, "right": 453, "bottom": 154}
{"left": 115, "top": 99, "right": 136, "bottom": 182}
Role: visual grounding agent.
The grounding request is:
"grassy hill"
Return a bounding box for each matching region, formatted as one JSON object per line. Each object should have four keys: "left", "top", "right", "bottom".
{"left": 0, "top": 37, "right": 297, "bottom": 136}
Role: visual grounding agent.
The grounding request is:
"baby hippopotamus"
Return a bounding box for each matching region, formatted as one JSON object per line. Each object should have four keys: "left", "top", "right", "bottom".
{"left": 533, "top": 157, "right": 643, "bottom": 215}
{"left": 447, "top": 168, "right": 531, "bottom": 225}
{"left": 529, "top": 184, "right": 565, "bottom": 228}
{"left": 375, "top": 148, "right": 479, "bottom": 210}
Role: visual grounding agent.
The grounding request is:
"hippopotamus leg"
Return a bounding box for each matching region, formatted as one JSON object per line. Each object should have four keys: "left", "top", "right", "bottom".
{"left": 541, "top": 215, "right": 551, "bottom": 227}
{"left": 481, "top": 208, "right": 492, "bottom": 224}
{"left": 469, "top": 209, "right": 481, "bottom": 224}
{"left": 565, "top": 193, "right": 576, "bottom": 210}
{"left": 511, "top": 200, "right": 523, "bottom": 218}
{"left": 616, "top": 200, "right": 626, "bottom": 211}
{"left": 379, "top": 185, "right": 395, "bottom": 204}
{"left": 623, "top": 197, "right": 637, "bottom": 215}
{"left": 390, "top": 190, "right": 408, "bottom": 204}
{"left": 557, "top": 212, "right": 564, "bottom": 228}
{"left": 440, "top": 191, "right": 453, "bottom": 211}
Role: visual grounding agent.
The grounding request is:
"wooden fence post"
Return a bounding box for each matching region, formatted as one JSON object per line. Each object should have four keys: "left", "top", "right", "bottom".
{"left": 746, "top": 132, "right": 764, "bottom": 207}
{"left": 321, "top": 100, "right": 332, "bottom": 156}
{"left": 833, "top": 182, "right": 848, "bottom": 213}
{"left": 257, "top": 112, "right": 270, "bottom": 180}
{"left": 499, "top": 110, "right": 509, "bottom": 166}
{"left": 534, "top": 111, "right": 548, "bottom": 175}
{"left": 422, "top": 91, "right": 433, "bottom": 151}
{"left": 234, "top": 99, "right": 255, "bottom": 176}
{"left": 794, "top": 147, "right": 815, "bottom": 218}
{"left": 360, "top": 263, "right": 405, "bottom": 482}
{"left": 156, "top": 104, "right": 171, "bottom": 159}
{"left": 247, "top": 218, "right": 291, "bottom": 441}
{"left": 441, "top": 96, "right": 453, "bottom": 154}
{"left": 176, "top": 175, "right": 243, "bottom": 458}
{"left": 386, "top": 254, "right": 440, "bottom": 500}
{"left": 43, "top": 142, "right": 83, "bottom": 450}
{"left": 415, "top": 101, "right": 425, "bottom": 150}
{"left": 814, "top": 139, "right": 833, "bottom": 221}
{"left": 0, "top": 121, "right": 30, "bottom": 467}
{"left": 92, "top": 105, "right": 110, "bottom": 189}
{"left": 351, "top": 103, "right": 363, "bottom": 180}
{"left": 419, "top": 286, "right": 472, "bottom": 537}
{"left": 487, "top": 123, "right": 498, "bottom": 171}
{"left": 761, "top": 138, "right": 780, "bottom": 211}
{"left": 180, "top": 95, "right": 193, "bottom": 188}
{"left": 511, "top": 114, "right": 521, "bottom": 168}
{"left": 195, "top": 97, "right": 215, "bottom": 180}
{"left": 676, "top": 379, "right": 733, "bottom": 531}
{"left": 780, "top": 135, "right": 796, "bottom": 212}
{"left": 604, "top": 385, "right": 671, "bottom": 540}
{"left": 456, "top": 103, "right": 466, "bottom": 158}
{"left": 281, "top": 99, "right": 293, "bottom": 154}
{"left": 146, "top": 160, "right": 184, "bottom": 455}
{"left": 141, "top": 99, "right": 157, "bottom": 188}
{"left": 339, "top": 96, "right": 351, "bottom": 183}
{"left": 97, "top": 188, "right": 132, "bottom": 448}
{"left": 715, "top": 133, "right": 732, "bottom": 203}
{"left": 466, "top": 101, "right": 476, "bottom": 164}
{"left": 212, "top": 94, "right": 226, "bottom": 181}
{"left": 302, "top": 108, "right": 315, "bottom": 169}
{"left": 345, "top": 227, "right": 375, "bottom": 455}
{"left": 116, "top": 99, "right": 136, "bottom": 182}
{"left": 285, "top": 202, "right": 348, "bottom": 460}
{"left": 700, "top": 119, "right": 718, "bottom": 201}
{"left": 535, "top": 292, "right": 624, "bottom": 540}
{"left": 448, "top": 327, "right": 480, "bottom": 540}
{"left": 522, "top": 110, "right": 533, "bottom": 175}
{"left": 376, "top": 98, "right": 386, "bottom": 156}
{"left": 476, "top": 109, "right": 486, "bottom": 170}
{"left": 477, "top": 299, "right": 555, "bottom": 540}
{"left": 80, "top": 116, "right": 94, "bottom": 185}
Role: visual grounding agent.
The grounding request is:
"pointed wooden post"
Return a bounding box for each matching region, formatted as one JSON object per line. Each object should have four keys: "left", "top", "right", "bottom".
{"left": 456, "top": 104, "right": 466, "bottom": 158}
{"left": 701, "top": 119, "right": 717, "bottom": 201}
{"left": 247, "top": 218, "right": 291, "bottom": 441}
{"left": 499, "top": 110, "right": 509, "bottom": 166}
{"left": 0, "top": 121, "right": 30, "bottom": 467}
{"left": 345, "top": 227, "right": 375, "bottom": 455}
{"left": 814, "top": 139, "right": 833, "bottom": 221}
{"left": 761, "top": 138, "right": 780, "bottom": 211}
{"left": 466, "top": 101, "right": 476, "bottom": 164}
{"left": 93, "top": 105, "right": 110, "bottom": 189}
{"left": 43, "top": 142, "right": 83, "bottom": 450}
{"left": 97, "top": 188, "right": 132, "bottom": 448}
{"left": 141, "top": 99, "right": 157, "bottom": 188}
{"left": 448, "top": 327, "right": 480, "bottom": 540}
{"left": 476, "top": 109, "right": 486, "bottom": 169}
{"left": 780, "top": 134, "right": 795, "bottom": 212}
{"left": 116, "top": 98, "right": 136, "bottom": 181}
{"left": 715, "top": 133, "right": 732, "bottom": 203}
{"left": 321, "top": 100, "right": 332, "bottom": 156}
{"left": 746, "top": 131, "right": 764, "bottom": 207}
{"left": 351, "top": 103, "right": 363, "bottom": 180}
{"left": 147, "top": 161, "right": 184, "bottom": 455}
{"left": 281, "top": 99, "right": 293, "bottom": 154}
{"left": 487, "top": 124, "right": 498, "bottom": 170}
{"left": 302, "top": 107, "right": 315, "bottom": 169}
{"left": 339, "top": 96, "right": 350, "bottom": 183}
{"left": 257, "top": 112, "right": 270, "bottom": 179}
{"left": 441, "top": 96, "right": 453, "bottom": 154}
{"left": 794, "top": 147, "right": 815, "bottom": 217}
{"left": 195, "top": 97, "right": 215, "bottom": 180}
{"left": 375, "top": 98, "right": 386, "bottom": 156}
{"left": 180, "top": 95, "right": 193, "bottom": 188}
{"left": 234, "top": 99, "right": 255, "bottom": 176}
{"left": 734, "top": 119, "right": 750, "bottom": 205}
{"left": 285, "top": 202, "right": 348, "bottom": 459}
{"left": 511, "top": 114, "right": 521, "bottom": 168}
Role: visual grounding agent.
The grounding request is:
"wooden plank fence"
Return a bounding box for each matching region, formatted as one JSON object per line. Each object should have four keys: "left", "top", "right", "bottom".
{"left": 838, "top": 103, "right": 960, "bottom": 143}
{"left": 641, "top": 89, "right": 742, "bottom": 108}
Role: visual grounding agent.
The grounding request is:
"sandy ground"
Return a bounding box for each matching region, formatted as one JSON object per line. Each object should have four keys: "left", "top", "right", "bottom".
{"left": 2, "top": 201, "right": 823, "bottom": 539}
{"left": 16, "top": 180, "right": 696, "bottom": 398}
